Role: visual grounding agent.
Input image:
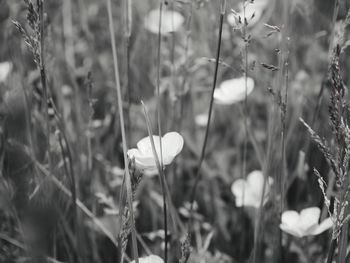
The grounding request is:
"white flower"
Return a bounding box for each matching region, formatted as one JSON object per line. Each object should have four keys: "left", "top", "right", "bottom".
{"left": 280, "top": 207, "right": 333, "bottom": 238}
{"left": 195, "top": 113, "right": 210, "bottom": 127}
{"left": 231, "top": 170, "right": 273, "bottom": 208}
{"left": 144, "top": 9, "right": 184, "bottom": 35}
{"left": 131, "top": 255, "right": 164, "bottom": 263}
{"left": 127, "top": 132, "right": 184, "bottom": 173}
{"left": 227, "top": 0, "right": 270, "bottom": 28}
{"left": 0, "top": 61, "right": 12, "bottom": 83}
{"left": 214, "top": 77, "right": 254, "bottom": 105}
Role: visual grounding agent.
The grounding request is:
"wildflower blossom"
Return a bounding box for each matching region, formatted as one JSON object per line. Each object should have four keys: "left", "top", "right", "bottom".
{"left": 195, "top": 113, "right": 211, "bottom": 127}
{"left": 231, "top": 170, "right": 273, "bottom": 208}
{"left": 127, "top": 132, "right": 184, "bottom": 173}
{"left": 0, "top": 61, "right": 12, "bottom": 83}
{"left": 214, "top": 77, "right": 254, "bottom": 105}
{"left": 280, "top": 207, "right": 333, "bottom": 238}
{"left": 144, "top": 9, "right": 184, "bottom": 35}
{"left": 227, "top": 0, "right": 270, "bottom": 28}
{"left": 131, "top": 255, "right": 164, "bottom": 263}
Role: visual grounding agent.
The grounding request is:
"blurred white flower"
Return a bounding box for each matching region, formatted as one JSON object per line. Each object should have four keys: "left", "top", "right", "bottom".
{"left": 144, "top": 9, "right": 184, "bottom": 35}
{"left": 280, "top": 207, "right": 333, "bottom": 238}
{"left": 228, "top": 0, "right": 270, "bottom": 28}
{"left": 0, "top": 61, "right": 12, "bottom": 83}
{"left": 231, "top": 170, "right": 273, "bottom": 208}
{"left": 131, "top": 255, "right": 164, "bottom": 263}
{"left": 214, "top": 77, "right": 254, "bottom": 105}
{"left": 195, "top": 113, "right": 211, "bottom": 127}
{"left": 127, "top": 132, "right": 184, "bottom": 173}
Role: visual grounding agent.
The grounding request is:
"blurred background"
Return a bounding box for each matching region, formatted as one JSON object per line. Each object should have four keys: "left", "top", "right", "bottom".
{"left": 0, "top": 0, "right": 350, "bottom": 262}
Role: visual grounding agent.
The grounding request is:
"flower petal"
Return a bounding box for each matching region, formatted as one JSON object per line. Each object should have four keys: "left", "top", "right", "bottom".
{"left": 0, "top": 61, "right": 12, "bottom": 83}
{"left": 131, "top": 255, "right": 164, "bottom": 263}
{"left": 137, "top": 135, "right": 161, "bottom": 157}
{"left": 231, "top": 179, "right": 248, "bottom": 199}
{"left": 299, "top": 207, "right": 321, "bottom": 233}
{"left": 236, "top": 0, "right": 270, "bottom": 28}
{"left": 280, "top": 223, "right": 303, "bottom": 238}
{"left": 281, "top": 211, "right": 300, "bottom": 229}
{"left": 309, "top": 217, "right": 333, "bottom": 236}
{"left": 280, "top": 210, "right": 303, "bottom": 237}
{"left": 231, "top": 179, "right": 260, "bottom": 207}
{"left": 144, "top": 9, "right": 184, "bottom": 35}
{"left": 214, "top": 77, "right": 255, "bottom": 105}
{"left": 162, "top": 132, "right": 184, "bottom": 160}
{"left": 127, "top": 148, "right": 156, "bottom": 169}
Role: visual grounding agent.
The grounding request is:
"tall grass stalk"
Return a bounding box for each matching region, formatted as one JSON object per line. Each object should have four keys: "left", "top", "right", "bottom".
{"left": 189, "top": 0, "right": 226, "bottom": 228}
{"left": 155, "top": 2, "right": 167, "bottom": 260}
{"left": 38, "top": 0, "right": 51, "bottom": 173}
{"left": 106, "top": 0, "right": 139, "bottom": 261}
{"left": 141, "top": 101, "right": 168, "bottom": 262}
{"left": 35, "top": 161, "right": 128, "bottom": 256}
{"left": 62, "top": 0, "right": 75, "bottom": 68}
{"left": 123, "top": 0, "right": 132, "bottom": 138}
{"left": 177, "top": 2, "right": 193, "bottom": 132}
{"left": 319, "top": 0, "right": 341, "bottom": 224}
{"left": 38, "top": 1, "right": 56, "bottom": 258}
{"left": 252, "top": 4, "right": 290, "bottom": 263}
{"left": 156, "top": 1, "right": 164, "bottom": 168}
{"left": 276, "top": 1, "right": 290, "bottom": 260}
{"left": 240, "top": 1, "right": 250, "bottom": 260}
{"left": 57, "top": 130, "right": 78, "bottom": 261}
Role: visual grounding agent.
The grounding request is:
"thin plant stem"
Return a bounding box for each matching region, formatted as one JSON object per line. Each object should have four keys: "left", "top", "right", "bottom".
{"left": 240, "top": 1, "right": 249, "bottom": 259}
{"left": 277, "top": 2, "right": 290, "bottom": 261}
{"left": 57, "top": 130, "right": 78, "bottom": 259}
{"left": 177, "top": 2, "right": 193, "bottom": 132}
{"left": 38, "top": 0, "right": 51, "bottom": 173}
{"left": 106, "top": 0, "right": 139, "bottom": 261}
{"left": 123, "top": 0, "right": 132, "bottom": 139}
{"left": 38, "top": 1, "right": 56, "bottom": 258}
{"left": 62, "top": 0, "right": 75, "bottom": 68}
{"left": 155, "top": 2, "right": 167, "bottom": 260}
{"left": 327, "top": 239, "right": 337, "bottom": 263}
{"left": 189, "top": 0, "right": 226, "bottom": 228}
{"left": 157, "top": 1, "right": 164, "bottom": 167}
{"left": 141, "top": 101, "right": 168, "bottom": 263}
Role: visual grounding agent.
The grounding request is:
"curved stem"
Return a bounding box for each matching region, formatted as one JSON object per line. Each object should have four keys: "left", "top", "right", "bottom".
{"left": 189, "top": 0, "right": 226, "bottom": 230}
{"left": 106, "top": 0, "right": 139, "bottom": 261}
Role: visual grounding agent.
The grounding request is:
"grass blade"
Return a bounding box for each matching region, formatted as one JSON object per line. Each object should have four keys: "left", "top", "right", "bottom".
{"left": 105, "top": 0, "right": 139, "bottom": 261}
{"left": 141, "top": 101, "right": 168, "bottom": 263}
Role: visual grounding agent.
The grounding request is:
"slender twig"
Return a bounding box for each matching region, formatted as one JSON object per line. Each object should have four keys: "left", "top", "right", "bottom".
{"left": 106, "top": 0, "right": 139, "bottom": 261}
{"left": 189, "top": 0, "right": 226, "bottom": 228}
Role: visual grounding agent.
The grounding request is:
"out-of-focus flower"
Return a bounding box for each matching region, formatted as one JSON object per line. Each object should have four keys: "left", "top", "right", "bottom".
{"left": 144, "top": 9, "right": 184, "bottom": 35}
{"left": 131, "top": 255, "right": 164, "bottom": 263}
{"left": 0, "top": 61, "right": 12, "bottom": 83}
{"left": 231, "top": 170, "right": 273, "bottom": 208}
{"left": 280, "top": 207, "right": 333, "bottom": 238}
{"left": 214, "top": 77, "right": 254, "bottom": 105}
{"left": 127, "top": 132, "right": 184, "bottom": 173}
{"left": 195, "top": 113, "right": 212, "bottom": 127}
{"left": 227, "top": 0, "right": 270, "bottom": 28}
